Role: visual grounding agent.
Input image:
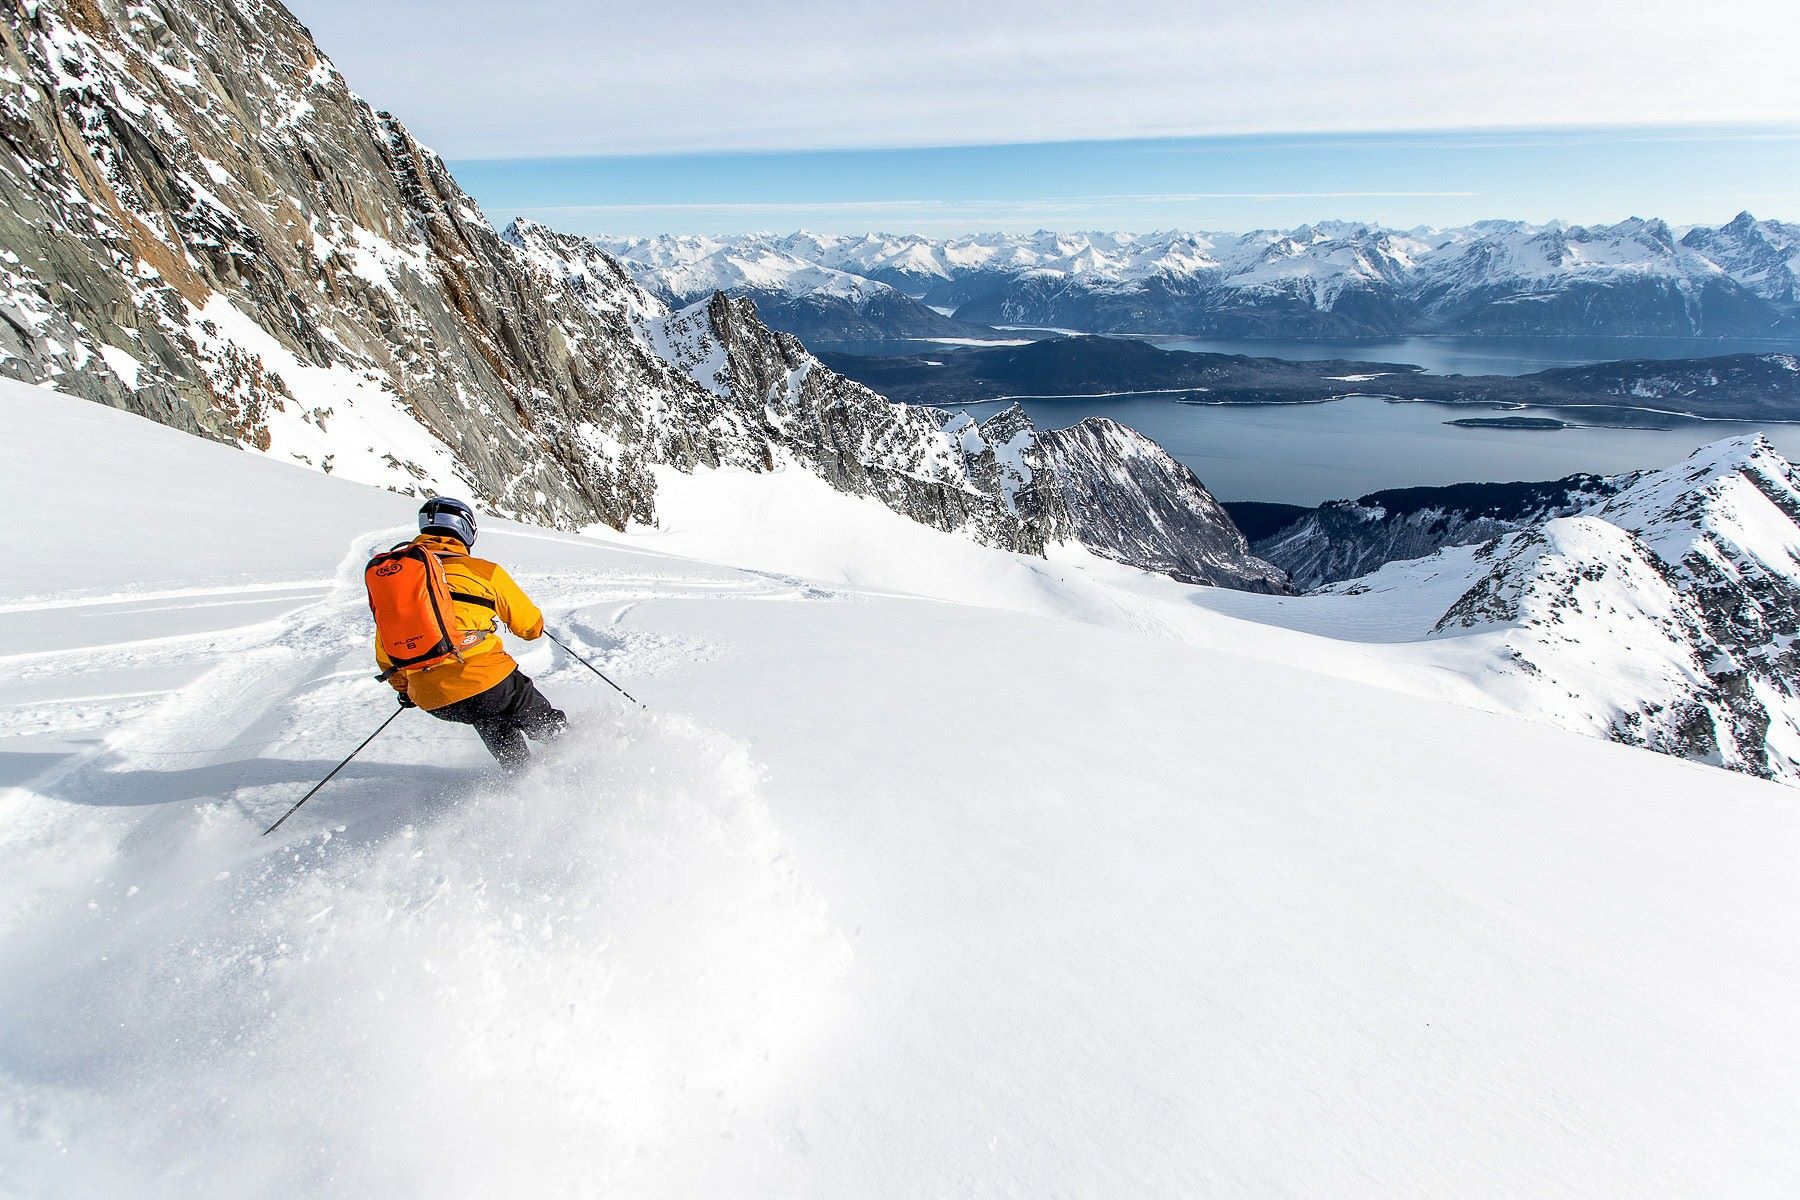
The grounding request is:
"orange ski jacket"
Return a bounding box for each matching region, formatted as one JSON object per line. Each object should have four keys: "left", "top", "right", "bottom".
{"left": 374, "top": 533, "right": 545, "bottom": 711}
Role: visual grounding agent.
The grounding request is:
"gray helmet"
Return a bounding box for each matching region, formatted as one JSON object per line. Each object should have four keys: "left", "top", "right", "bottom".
{"left": 419, "top": 496, "right": 478, "bottom": 546}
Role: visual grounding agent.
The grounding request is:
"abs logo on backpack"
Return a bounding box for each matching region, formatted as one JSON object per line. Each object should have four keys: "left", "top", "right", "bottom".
{"left": 366, "top": 543, "right": 469, "bottom": 680}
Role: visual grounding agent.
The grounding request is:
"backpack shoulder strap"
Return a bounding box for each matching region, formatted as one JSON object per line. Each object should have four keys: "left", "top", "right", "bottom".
{"left": 425, "top": 547, "right": 499, "bottom": 611}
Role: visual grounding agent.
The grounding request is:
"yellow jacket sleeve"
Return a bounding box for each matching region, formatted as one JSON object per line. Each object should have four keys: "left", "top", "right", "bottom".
{"left": 489, "top": 564, "right": 544, "bottom": 640}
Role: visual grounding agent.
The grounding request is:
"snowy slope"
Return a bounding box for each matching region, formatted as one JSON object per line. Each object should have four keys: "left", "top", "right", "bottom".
{"left": 4, "top": 383, "right": 1798, "bottom": 1197}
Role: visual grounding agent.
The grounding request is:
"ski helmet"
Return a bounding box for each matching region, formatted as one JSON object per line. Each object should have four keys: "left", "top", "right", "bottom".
{"left": 419, "top": 496, "right": 478, "bottom": 546}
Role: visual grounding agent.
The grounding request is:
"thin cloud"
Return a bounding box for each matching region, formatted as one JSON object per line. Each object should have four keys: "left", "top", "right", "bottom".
{"left": 289, "top": 0, "right": 1800, "bottom": 160}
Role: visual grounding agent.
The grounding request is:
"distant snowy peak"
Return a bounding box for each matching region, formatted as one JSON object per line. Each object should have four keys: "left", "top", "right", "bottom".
{"left": 623, "top": 245, "right": 890, "bottom": 305}
{"left": 594, "top": 233, "right": 989, "bottom": 345}
{"left": 1680, "top": 212, "right": 1800, "bottom": 304}
{"left": 589, "top": 233, "right": 891, "bottom": 304}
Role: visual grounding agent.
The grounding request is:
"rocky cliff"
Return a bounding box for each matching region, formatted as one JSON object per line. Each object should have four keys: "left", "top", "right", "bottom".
{"left": 1039, "top": 418, "right": 1290, "bottom": 592}
{"left": 0, "top": 0, "right": 711, "bottom": 528}
{"left": 0, "top": 0, "right": 1277, "bottom": 590}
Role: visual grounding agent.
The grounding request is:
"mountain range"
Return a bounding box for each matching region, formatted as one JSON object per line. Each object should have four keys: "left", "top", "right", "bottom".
{"left": 596, "top": 218, "right": 1800, "bottom": 343}
{"left": 4, "top": 0, "right": 1799, "bottom": 1188}
{"left": 4, "top": 0, "right": 1799, "bottom": 784}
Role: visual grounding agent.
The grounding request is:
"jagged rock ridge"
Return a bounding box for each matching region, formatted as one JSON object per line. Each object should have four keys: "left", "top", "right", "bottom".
{"left": 1038, "top": 418, "right": 1290, "bottom": 592}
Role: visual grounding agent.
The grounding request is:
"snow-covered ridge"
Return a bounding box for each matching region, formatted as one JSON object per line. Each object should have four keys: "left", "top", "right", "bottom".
{"left": 1322, "top": 436, "right": 1800, "bottom": 783}
{"left": 582, "top": 227, "right": 988, "bottom": 345}
{"left": 598, "top": 236, "right": 889, "bottom": 304}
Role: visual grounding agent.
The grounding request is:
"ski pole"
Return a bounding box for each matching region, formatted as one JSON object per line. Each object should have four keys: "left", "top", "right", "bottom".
{"left": 546, "top": 629, "right": 645, "bottom": 709}
{"left": 261, "top": 707, "right": 404, "bottom": 836}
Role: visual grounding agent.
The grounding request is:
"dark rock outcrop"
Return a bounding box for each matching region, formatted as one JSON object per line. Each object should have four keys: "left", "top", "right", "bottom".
{"left": 1038, "top": 418, "right": 1290, "bottom": 592}
{"left": 1250, "top": 474, "right": 1627, "bottom": 591}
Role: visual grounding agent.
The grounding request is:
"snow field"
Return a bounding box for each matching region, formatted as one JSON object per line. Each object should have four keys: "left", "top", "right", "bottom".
{"left": 2, "top": 707, "right": 847, "bottom": 1199}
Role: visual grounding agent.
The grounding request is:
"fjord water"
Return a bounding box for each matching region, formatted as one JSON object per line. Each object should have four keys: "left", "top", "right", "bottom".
{"left": 977, "top": 394, "right": 1800, "bottom": 505}
{"left": 1137, "top": 333, "right": 1800, "bottom": 376}
{"left": 909, "top": 331, "right": 1800, "bottom": 503}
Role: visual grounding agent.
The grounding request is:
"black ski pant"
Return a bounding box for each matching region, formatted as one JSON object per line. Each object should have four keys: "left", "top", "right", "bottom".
{"left": 428, "top": 669, "right": 566, "bottom": 769}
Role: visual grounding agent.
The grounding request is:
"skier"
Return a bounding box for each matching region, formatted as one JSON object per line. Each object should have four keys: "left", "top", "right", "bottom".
{"left": 369, "top": 497, "right": 566, "bottom": 769}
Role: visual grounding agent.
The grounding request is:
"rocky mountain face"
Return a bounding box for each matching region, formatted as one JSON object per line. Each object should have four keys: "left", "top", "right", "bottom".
{"left": 617, "top": 218, "right": 1800, "bottom": 339}
{"left": 0, "top": 0, "right": 725, "bottom": 529}
{"left": 647, "top": 293, "right": 1067, "bottom": 556}
{"left": 1407, "top": 218, "right": 1781, "bottom": 337}
{"left": 0, "top": 0, "right": 1279, "bottom": 591}
{"left": 506, "top": 219, "right": 1064, "bottom": 555}
{"left": 1333, "top": 438, "right": 1800, "bottom": 784}
{"left": 1038, "top": 419, "right": 1290, "bottom": 592}
{"left": 1679, "top": 212, "right": 1800, "bottom": 307}
{"left": 1250, "top": 474, "right": 1628, "bottom": 590}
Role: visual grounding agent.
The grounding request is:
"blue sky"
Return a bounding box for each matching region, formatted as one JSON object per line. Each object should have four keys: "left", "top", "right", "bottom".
{"left": 289, "top": 0, "right": 1800, "bottom": 235}
{"left": 451, "top": 127, "right": 1800, "bottom": 237}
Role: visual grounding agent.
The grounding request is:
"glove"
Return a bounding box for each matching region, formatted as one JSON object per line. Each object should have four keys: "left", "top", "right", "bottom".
{"left": 397, "top": 693, "right": 416, "bottom": 710}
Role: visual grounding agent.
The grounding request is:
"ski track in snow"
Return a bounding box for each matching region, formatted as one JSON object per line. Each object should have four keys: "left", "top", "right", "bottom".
{"left": 0, "top": 524, "right": 854, "bottom": 1196}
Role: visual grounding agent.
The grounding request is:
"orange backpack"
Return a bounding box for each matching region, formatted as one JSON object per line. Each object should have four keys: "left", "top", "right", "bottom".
{"left": 367, "top": 543, "right": 486, "bottom": 680}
